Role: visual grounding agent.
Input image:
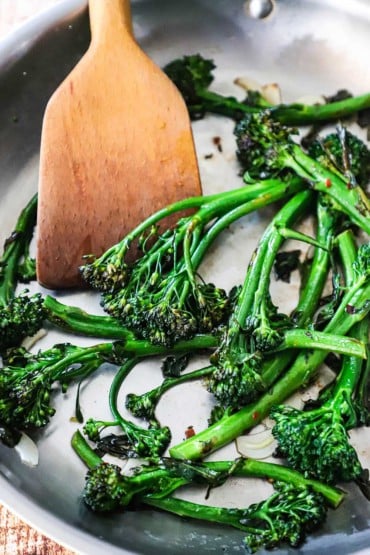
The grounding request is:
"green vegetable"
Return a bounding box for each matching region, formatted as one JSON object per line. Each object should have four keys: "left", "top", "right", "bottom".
{"left": 164, "top": 54, "right": 370, "bottom": 125}
{"left": 83, "top": 359, "right": 171, "bottom": 458}
{"left": 308, "top": 126, "right": 370, "bottom": 188}
{"left": 235, "top": 111, "right": 370, "bottom": 235}
{"left": 170, "top": 243, "right": 370, "bottom": 461}
{"left": 270, "top": 235, "right": 370, "bottom": 485}
{"left": 72, "top": 430, "right": 343, "bottom": 552}
{"left": 0, "top": 194, "right": 45, "bottom": 352}
{"left": 80, "top": 178, "right": 304, "bottom": 346}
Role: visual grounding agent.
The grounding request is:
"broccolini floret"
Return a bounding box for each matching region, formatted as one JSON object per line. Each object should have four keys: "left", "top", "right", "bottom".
{"left": 235, "top": 111, "right": 370, "bottom": 235}
{"left": 0, "top": 194, "right": 45, "bottom": 352}
{"left": 81, "top": 179, "right": 304, "bottom": 346}
{"left": 170, "top": 242, "right": 370, "bottom": 461}
{"left": 308, "top": 126, "right": 370, "bottom": 188}
{"left": 0, "top": 341, "right": 118, "bottom": 438}
{"left": 84, "top": 359, "right": 171, "bottom": 458}
{"left": 164, "top": 54, "right": 370, "bottom": 125}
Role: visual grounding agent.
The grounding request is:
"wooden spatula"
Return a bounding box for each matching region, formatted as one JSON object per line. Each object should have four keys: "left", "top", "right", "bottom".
{"left": 36, "top": 0, "right": 201, "bottom": 289}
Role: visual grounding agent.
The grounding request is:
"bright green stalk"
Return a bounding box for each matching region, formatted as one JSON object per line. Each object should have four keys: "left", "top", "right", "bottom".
{"left": 274, "top": 328, "right": 366, "bottom": 359}
{"left": 233, "top": 190, "right": 313, "bottom": 329}
{"left": 81, "top": 179, "right": 299, "bottom": 281}
{"left": 183, "top": 177, "right": 304, "bottom": 281}
{"left": 43, "top": 295, "right": 218, "bottom": 352}
{"left": 170, "top": 250, "right": 370, "bottom": 460}
{"left": 0, "top": 193, "right": 37, "bottom": 304}
{"left": 260, "top": 198, "right": 337, "bottom": 387}
{"left": 336, "top": 230, "right": 358, "bottom": 287}
{"left": 71, "top": 431, "right": 343, "bottom": 508}
{"left": 286, "top": 143, "right": 370, "bottom": 235}
{"left": 186, "top": 86, "right": 370, "bottom": 126}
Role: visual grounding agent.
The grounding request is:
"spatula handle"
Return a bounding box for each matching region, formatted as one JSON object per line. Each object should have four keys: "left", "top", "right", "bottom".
{"left": 88, "top": 0, "right": 134, "bottom": 45}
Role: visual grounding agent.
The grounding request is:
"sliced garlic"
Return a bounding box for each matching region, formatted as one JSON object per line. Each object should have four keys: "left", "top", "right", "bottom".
{"left": 14, "top": 432, "right": 39, "bottom": 467}
{"left": 236, "top": 424, "right": 276, "bottom": 459}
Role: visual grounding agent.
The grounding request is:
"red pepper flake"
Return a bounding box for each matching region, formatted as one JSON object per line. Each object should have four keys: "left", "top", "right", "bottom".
{"left": 185, "top": 426, "right": 195, "bottom": 439}
{"left": 212, "top": 136, "right": 223, "bottom": 153}
{"left": 252, "top": 411, "right": 260, "bottom": 420}
{"left": 346, "top": 304, "right": 356, "bottom": 314}
{"left": 347, "top": 182, "right": 352, "bottom": 190}
{"left": 325, "top": 178, "right": 332, "bottom": 188}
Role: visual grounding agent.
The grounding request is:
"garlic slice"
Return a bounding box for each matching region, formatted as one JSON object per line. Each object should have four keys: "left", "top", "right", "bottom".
{"left": 236, "top": 424, "right": 276, "bottom": 459}
{"left": 14, "top": 432, "right": 39, "bottom": 467}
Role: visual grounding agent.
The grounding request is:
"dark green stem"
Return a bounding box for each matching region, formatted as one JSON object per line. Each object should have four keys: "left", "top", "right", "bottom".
{"left": 198, "top": 89, "right": 370, "bottom": 126}
{"left": 170, "top": 280, "right": 370, "bottom": 460}
{"left": 336, "top": 230, "right": 358, "bottom": 287}
{"left": 275, "top": 328, "right": 366, "bottom": 359}
{"left": 44, "top": 295, "right": 218, "bottom": 352}
{"left": 288, "top": 145, "right": 370, "bottom": 235}
{"left": 44, "top": 295, "right": 135, "bottom": 339}
{"left": 144, "top": 496, "right": 250, "bottom": 531}
{"left": 235, "top": 190, "right": 313, "bottom": 328}
{"left": 109, "top": 358, "right": 141, "bottom": 425}
{"left": 71, "top": 431, "right": 343, "bottom": 508}
{"left": 188, "top": 177, "right": 304, "bottom": 276}
{"left": 0, "top": 193, "right": 37, "bottom": 304}
{"left": 71, "top": 430, "right": 102, "bottom": 469}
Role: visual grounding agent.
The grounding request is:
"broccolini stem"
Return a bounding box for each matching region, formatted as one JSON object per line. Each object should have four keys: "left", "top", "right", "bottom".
{"left": 44, "top": 295, "right": 135, "bottom": 339}
{"left": 43, "top": 296, "right": 218, "bottom": 352}
{"left": 333, "top": 336, "right": 365, "bottom": 399}
{"left": 109, "top": 358, "right": 141, "bottom": 424}
{"left": 272, "top": 92, "right": 370, "bottom": 125}
{"left": 260, "top": 198, "right": 338, "bottom": 387}
{"left": 336, "top": 230, "right": 358, "bottom": 287}
{"left": 197, "top": 88, "right": 370, "bottom": 125}
{"left": 49, "top": 342, "right": 115, "bottom": 381}
{"left": 288, "top": 144, "right": 370, "bottom": 235}
{"left": 71, "top": 430, "right": 344, "bottom": 508}
{"left": 206, "top": 458, "right": 344, "bottom": 508}
{"left": 185, "top": 177, "right": 305, "bottom": 279}
{"left": 291, "top": 199, "right": 337, "bottom": 327}
{"left": 274, "top": 328, "right": 366, "bottom": 359}
{"left": 0, "top": 193, "right": 37, "bottom": 304}
{"left": 170, "top": 280, "right": 370, "bottom": 460}
{"left": 92, "top": 179, "right": 293, "bottom": 268}
{"left": 235, "top": 190, "right": 313, "bottom": 327}
{"left": 71, "top": 430, "right": 101, "bottom": 469}
{"left": 144, "top": 496, "right": 250, "bottom": 531}
{"left": 354, "top": 317, "right": 370, "bottom": 413}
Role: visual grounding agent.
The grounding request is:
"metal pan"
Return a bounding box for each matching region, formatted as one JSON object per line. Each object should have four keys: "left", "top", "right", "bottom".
{"left": 0, "top": 1, "right": 370, "bottom": 553}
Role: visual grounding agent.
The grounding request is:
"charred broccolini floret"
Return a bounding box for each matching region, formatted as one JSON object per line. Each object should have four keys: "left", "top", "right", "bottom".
{"left": 170, "top": 241, "right": 370, "bottom": 462}
{"left": 0, "top": 341, "right": 119, "bottom": 442}
{"left": 164, "top": 53, "right": 370, "bottom": 125}
{"left": 72, "top": 430, "right": 343, "bottom": 551}
{"left": 270, "top": 238, "right": 370, "bottom": 484}
{"left": 83, "top": 359, "right": 171, "bottom": 458}
{"left": 0, "top": 194, "right": 45, "bottom": 352}
{"left": 235, "top": 111, "right": 370, "bottom": 234}
{"left": 81, "top": 179, "right": 304, "bottom": 346}
{"left": 308, "top": 126, "right": 370, "bottom": 188}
